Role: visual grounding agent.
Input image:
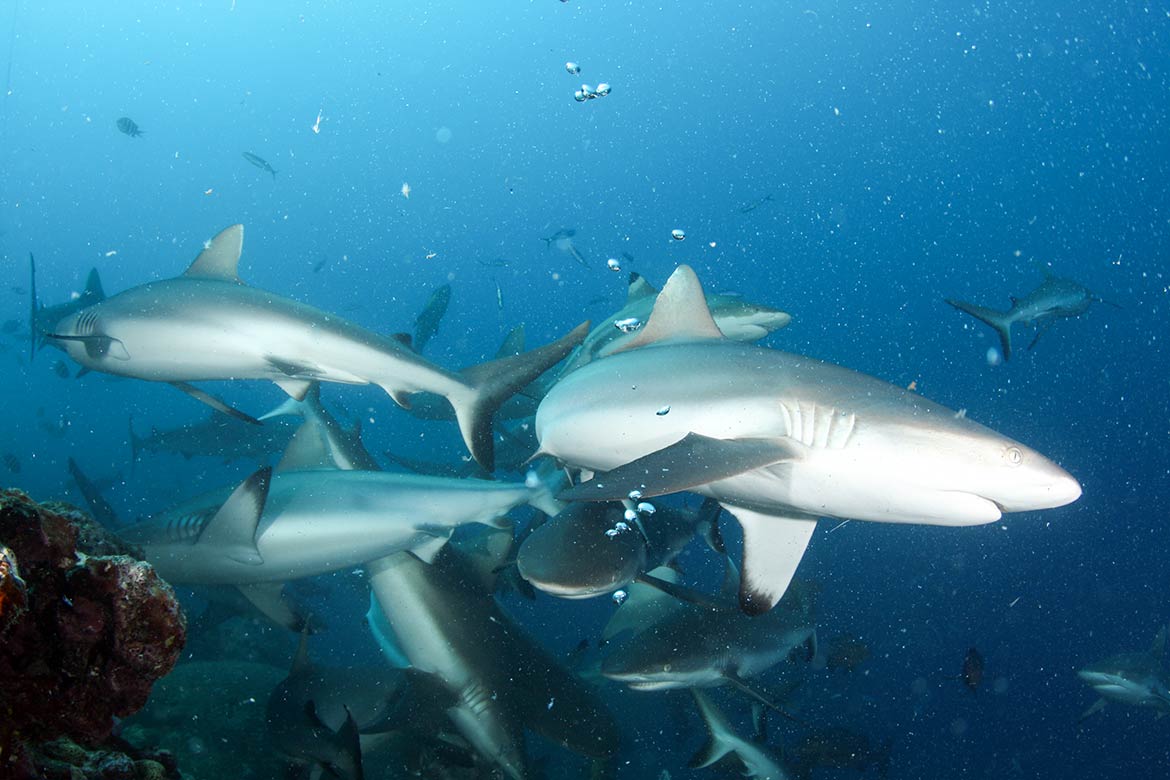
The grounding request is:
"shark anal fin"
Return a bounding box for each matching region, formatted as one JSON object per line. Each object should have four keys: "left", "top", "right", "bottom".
{"left": 722, "top": 504, "right": 817, "bottom": 615}
{"left": 170, "top": 382, "right": 261, "bottom": 425}
{"left": 558, "top": 433, "right": 801, "bottom": 502}
{"left": 184, "top": 224, "right": 244, "bottom": 282}
{"left": 198, "top": 466, "right": 271, "bottom": 565}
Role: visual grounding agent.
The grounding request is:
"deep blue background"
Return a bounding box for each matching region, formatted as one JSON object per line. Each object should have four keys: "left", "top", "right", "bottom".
{"left": 2, "top": 2, "right": 1169, "bottom": 778}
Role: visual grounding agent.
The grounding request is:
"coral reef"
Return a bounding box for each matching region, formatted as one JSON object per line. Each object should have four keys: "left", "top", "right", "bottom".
{"left": 0, "top": 490, "right": 186, "bottom": 778}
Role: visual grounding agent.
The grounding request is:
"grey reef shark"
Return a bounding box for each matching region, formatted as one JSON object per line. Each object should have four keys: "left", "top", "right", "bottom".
{"left": 44, "top": 224, "right": 588, "bottom": 470}
{"left": 946, "top": 266, "right": 1116, "bottom": 360}
{"left": 537, "top": 265, "right": 1081, "bottom": 614}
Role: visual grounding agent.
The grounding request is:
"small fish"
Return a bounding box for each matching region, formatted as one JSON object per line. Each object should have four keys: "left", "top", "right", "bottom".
{"left": 116, "top": 117, "right": 143, "bottom": 137}
{"left": 738, "top": 193, "right": 774, "bottom": 214}
{"left": 2, "top": 454, "right": 20, "bottom": 474}
{"left": 242, "top": 151, "right": 278, "bottom": 179}
{"left": 960, "top": 647, "right": 985, "bottom": 692}
{"left": 52, "top": 360, "right": 70, "bottom": 379}
{"left": 401, "top": 182, "right": 411, "bottom": 199}
{"left": 312, "top": 258, "right": 328, "bottom": 273}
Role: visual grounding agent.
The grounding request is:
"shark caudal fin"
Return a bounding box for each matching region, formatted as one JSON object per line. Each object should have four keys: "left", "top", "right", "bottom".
{"left": 945, "top": 299, "right": 1015, "bottom": 360}
{"left": 450, "top": 321, "right": 589, "bottom": 471}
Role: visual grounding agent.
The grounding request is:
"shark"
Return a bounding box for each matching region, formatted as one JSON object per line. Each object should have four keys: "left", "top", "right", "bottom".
{"left": 128, "top": 411, "right": 298, "bottom": 464}
{"left": 689, "top": 689, "right": 790, "bottom": 780}
{"left": 28, "top": 253, "right": 107, "bottom": 362}
{"left": 945, "top": 267, "right": 1112, "bottom": 360}
{"left": 538, "top": 265, "right": 1081, "bottom": 614}
{"left": 1078, "top": 626, "right": 1170, "bottom": 720}
{"left": 515, "top": 498, "right": 722, "bottom": 600}
{"left": 44, "top": 224, "right": 587, "bottom": 469}
{"left": 600, "top": 572, "right": 816, "bottom": 701}
{"left": 259, "top": 383, "right": 382, "bottom": 472}
{"left": 556, "top": 271, "right": 792, "bottom": 377}
{"left": 120, "top": 417, "right": 562, "bottom": 588}
{"left": 366, "top": 540, "right": 621, "bottom": 780}
{"left": 266, "top": 627, "right": 456, "bottom": 780}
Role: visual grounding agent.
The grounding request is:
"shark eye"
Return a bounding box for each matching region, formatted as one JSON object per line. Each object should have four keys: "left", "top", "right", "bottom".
{"left": 1004, "top": 447, "right": 1023, "bottom": 466}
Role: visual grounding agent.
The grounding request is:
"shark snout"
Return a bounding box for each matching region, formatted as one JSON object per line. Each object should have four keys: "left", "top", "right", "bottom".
{"left": 996, "top": 457, "right": 1081, "bottom": 512}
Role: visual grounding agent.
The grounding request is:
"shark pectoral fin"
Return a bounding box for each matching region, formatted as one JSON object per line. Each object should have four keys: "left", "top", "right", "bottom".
{"left": 235, "top": 582, "right": 315, "bottom": 633}
{"left": 276, "top": 418, "right": 343, "bottom": 473}
{"left": 184, "top": 224, "right": 245, "bottom": 282}
{"left": 273, "top": 376, "right": 314, "bottom": 400}
{"left": 198, "top": 466, "right": 271, "bottom": 565}
{"left": 558, "top": 434, "right": 801, "bottom": 502}
{"left": 1079, "top": 697, "right": 1107, "bottom": 722}
{"left": 170, "top": 382, "right": 261, "bottom": 425}
{"left": 722, "top": 505, "right": 817, "bottom": 615}
{"left": 723, "top": 672, "right": 806, "bottom": 725}
{"left": 633, "top": 572, "right": 730, "bottom": 613}
{"left": 1026, "top": 320, "right": 1055, "bottom": 351}
{"left": 412, "top": 532, "right": 451, "bottom": 564}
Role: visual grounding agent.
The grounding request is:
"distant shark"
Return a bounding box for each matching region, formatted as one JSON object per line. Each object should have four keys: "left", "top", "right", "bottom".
{"left": 45, "top": 224, "right": 587, "bottom": 469}
{"left": 121, "top": 417, "right": 562, "bottom": 588}
{"left": 946, "top": 267, "right": 1114, "bottom": 360}
{"left": 1078, "top": 625, "right": 1170, "bottom": 720}
{"left": 539, "top": 265, "right": 1081, "bottom": 614}
{"left": 556, "top": 271, "right": 791, "bottom": 377}
{"left": 412, "top": 283, "right": 451, "bottom": 354}
{"left": 366, "top": 540, "right": 620, "bottom": 780}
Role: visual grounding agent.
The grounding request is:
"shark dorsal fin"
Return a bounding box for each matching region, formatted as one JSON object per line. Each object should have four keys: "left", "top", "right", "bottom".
{"left": 603, "top": 265, "right": 722, "bottom": 356}
{"left": 276, "top": 418, "right": 340, "bottom": 473}
{"left": 197, "top": 465, "right": 271, "bottom": 565}
{"left": 84, "top": 268, "right": 106, "bottom": 301}
{"left": 625, "top": 272, "right": 658, "bottom": 305}
{"left": 184, "top": 224, "right": 245, "bottom": 282}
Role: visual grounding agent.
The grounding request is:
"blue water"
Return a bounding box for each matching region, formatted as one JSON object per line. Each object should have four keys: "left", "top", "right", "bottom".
{"left": 2, "top": 1, "right": 1169, "bottom": 778}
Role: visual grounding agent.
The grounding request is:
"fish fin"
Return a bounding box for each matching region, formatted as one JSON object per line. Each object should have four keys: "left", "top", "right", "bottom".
{"left": 259, "top": 392, "right": 308, "bottom": 421}
{"left": 236, "top": 583, "right": 314, "bottom": 634}
{"left": 391, "top": 332, "right": 414, "bottom": 350}
{"left": 945, "top": 299, "right": 1014, "bottom": 360}
{"left": 75, "top": 366, "right": 91, "bottom": 378}
{"left": 633, "top": 571, "right": 730, "bottom": 612}
{"left": 272, "top": 376, "right": 315, "bottom": 401}
{"left": 276, "top": 419, "right": 340, "bottom": 473}
{"left": 625, "top": 271, "right": 658, "bottom": 304}
{"left": 558, "top": 433, "right": 802, "bottom": 501}
{"left": 601, "top": 566, "right": 686, "bottom": 641}
{"left": 724, "top": 672, "right": 807, "bottom": 725}
{"left": 688, "top": 690, "right": 739, "bottom": 769}
{"left": 169, "top": 381, "right": 260, "bottom": 425}
{"left": 83, "top": 268, "right": 106, "bottom": 301}
{"left": 450, "top": 320, "right": 589, "bottom": 471}
{"left": 412, "top": 532, "right": 451, "bottom": 564}
{"left": 1152, "top": 625, "right": 1168, "bottom": 664}
{"left": 603, "top": 265, "right": 723, "bottom": 356}
{"left": 1027, "top": 320, "right": 1055, "bottom": 352}
{"left": 365, "top": 589, "right": 412, "bottom": 668}
{"left": 334, "top": 707, "right": 365, "bottom": 780}
{"left": 722, "top": 504, "right": 817, "bottom": 615}
{"left": 184, "top": 224, "right": 245, "bottom": 282}
{"left": 1079, "top": 698, "right": 1108, "bottom": 722}
{"left": 197, "top": 466, "right": 271, "bottom": 565}
{"left": 495, "top": 323, "right": 527, "bottom": 358}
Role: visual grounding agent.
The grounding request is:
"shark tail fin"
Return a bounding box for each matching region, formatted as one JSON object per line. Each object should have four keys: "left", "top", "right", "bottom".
{"left": 689, "top": 690, "right": 740, "bottom": 769}
{"left": 523, "top": 459, "right": 568, "bottom": 517}
{"left": 450, "top": 321, "right": 589, "bottom": 471}
{"left": 945, "top": 299, "right": 1015, "bottom": 360}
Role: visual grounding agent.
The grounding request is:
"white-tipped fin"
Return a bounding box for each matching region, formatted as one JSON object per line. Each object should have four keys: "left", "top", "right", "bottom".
{"left": 184, "top": 224, "right": 245, "bottom": 282}
{"left": 722, "top": 504, "right": 817, "bottom": 615}
{"left": 197, "top": 466, "right": 271, "bottom": 564}
{"left": 603, "top": 265, "right": 722, "bottom": 355}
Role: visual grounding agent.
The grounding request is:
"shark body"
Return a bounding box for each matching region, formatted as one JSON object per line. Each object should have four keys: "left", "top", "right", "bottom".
{"left": 538, "top": 265, "right": 1081, "bottom": 613}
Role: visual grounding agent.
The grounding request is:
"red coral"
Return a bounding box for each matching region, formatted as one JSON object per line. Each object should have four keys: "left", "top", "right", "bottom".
{"left": 0, "top": 490, "right": 186, "bottom": 769}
